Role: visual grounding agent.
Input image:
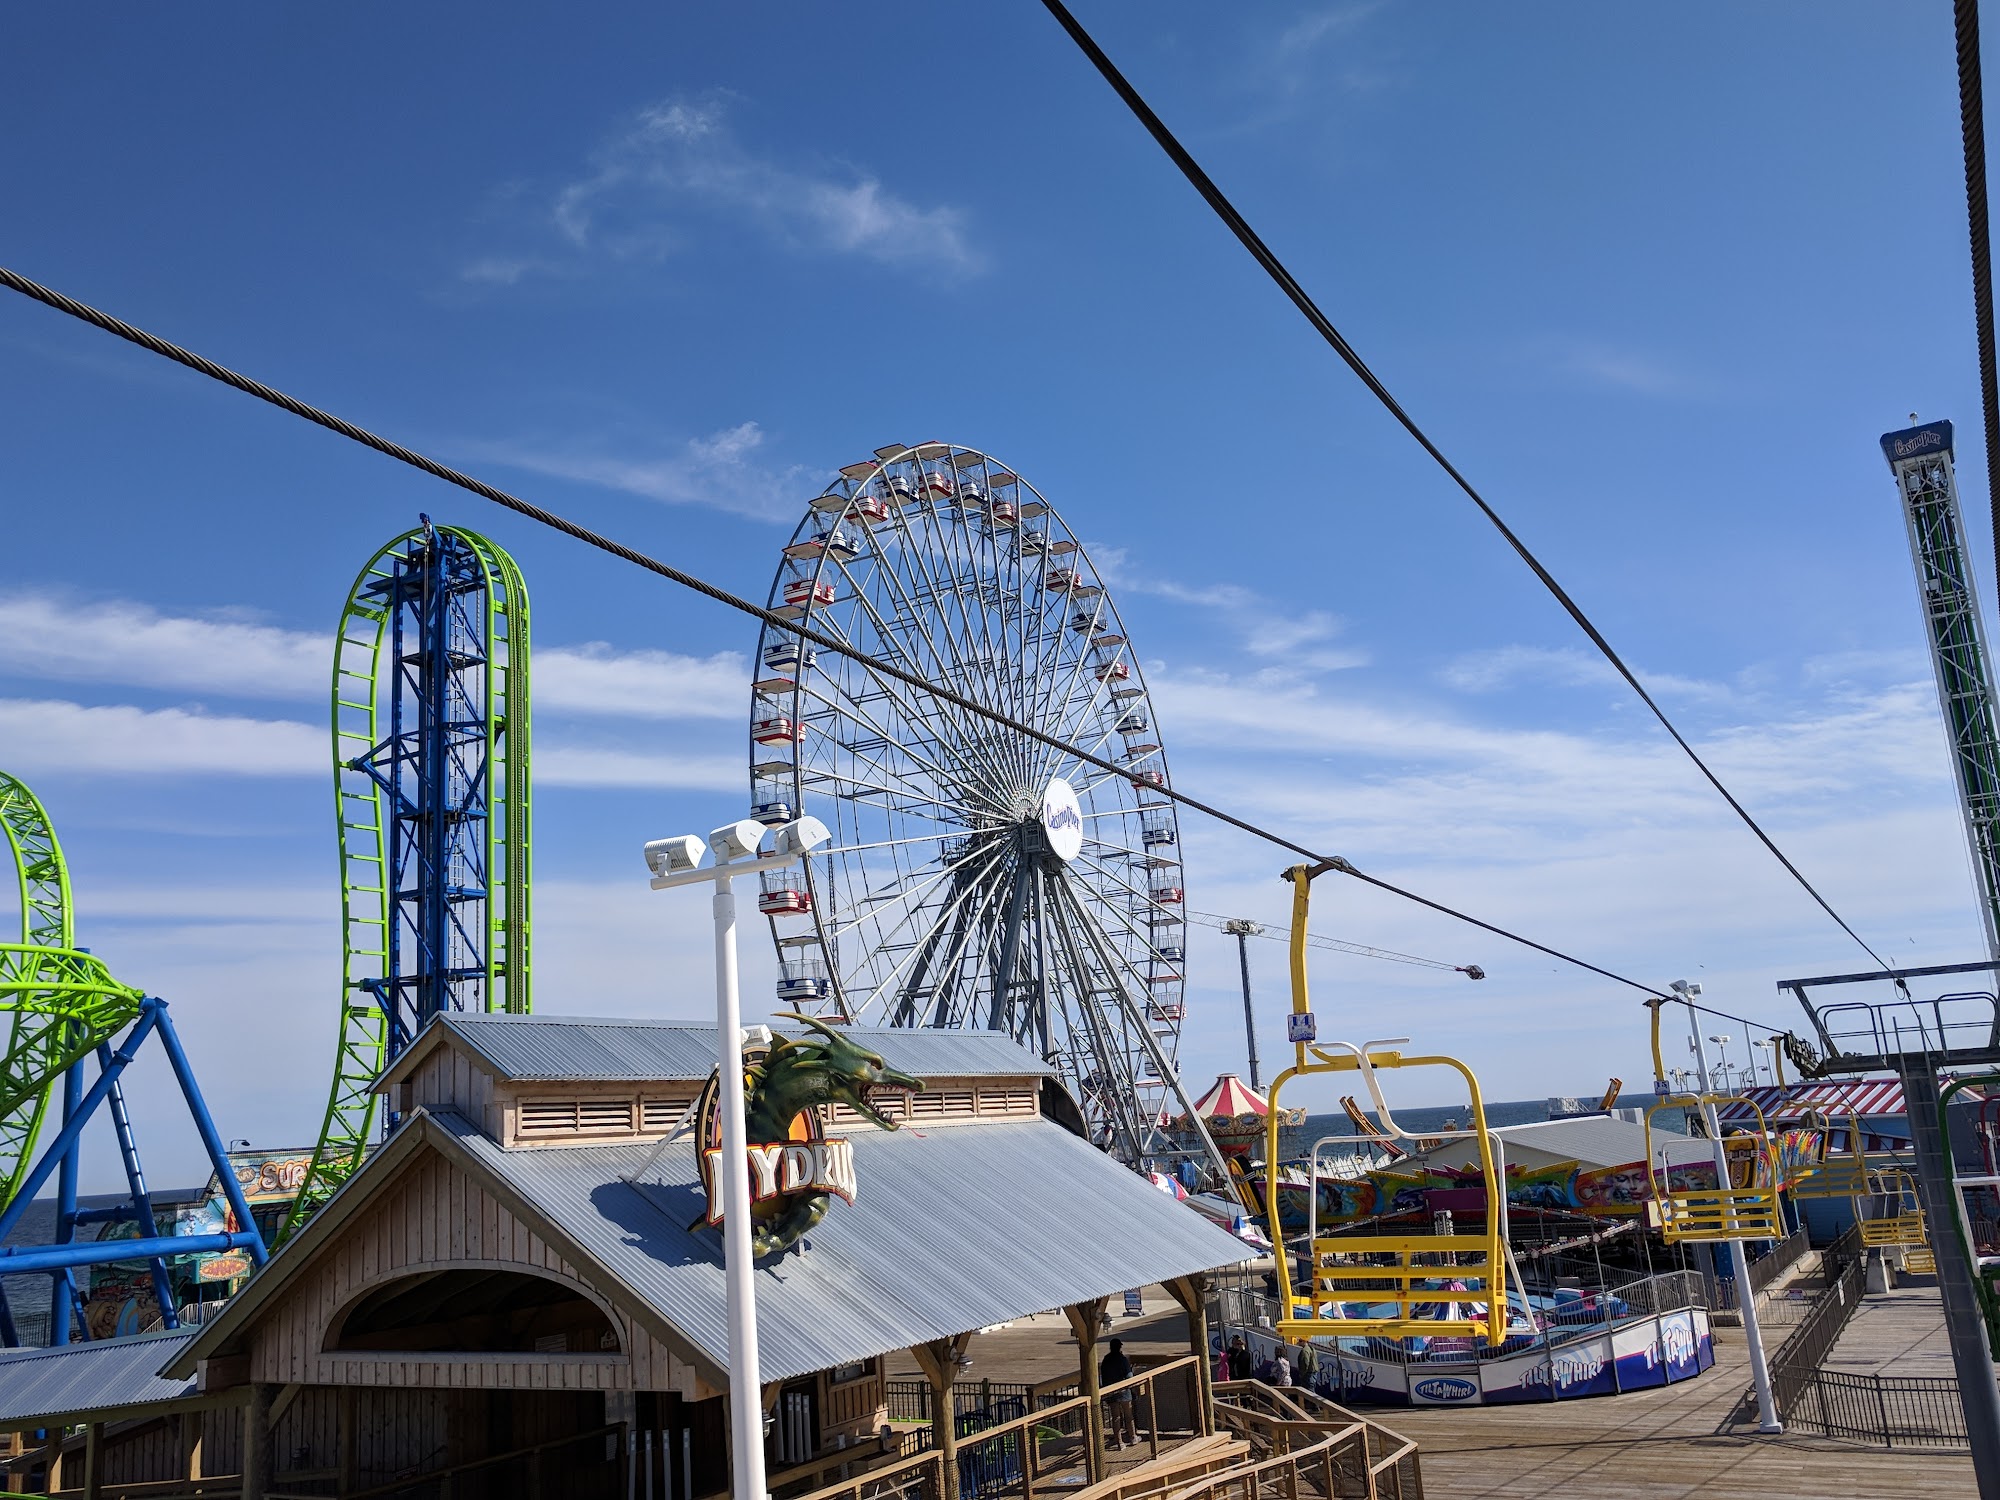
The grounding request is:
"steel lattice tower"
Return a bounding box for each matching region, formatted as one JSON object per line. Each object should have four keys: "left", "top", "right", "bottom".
{"left": 286, "top": 520, "right": 531, "bottom": 1235}
{"left": 1884, "top": 420, "right": 2000, "bottom": 960}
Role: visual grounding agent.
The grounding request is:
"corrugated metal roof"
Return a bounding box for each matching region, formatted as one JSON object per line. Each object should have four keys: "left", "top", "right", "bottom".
{"left": 1429, "top": 1115, "right": 1714, "bottom": 1171}
{"left": 429, "top": 1014, "right": 1054, "bottom": 1084}
{"left": 0, "top": 1329, "right": 195, "bottom": 1427}
{"left": 437, "top": 1109, "right": 1249, "bottom": 1383}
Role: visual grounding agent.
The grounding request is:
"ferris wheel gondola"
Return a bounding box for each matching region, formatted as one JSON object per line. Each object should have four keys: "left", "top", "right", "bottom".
{"left": 747, "top": 441, "right": 1221, "bottom": 1174}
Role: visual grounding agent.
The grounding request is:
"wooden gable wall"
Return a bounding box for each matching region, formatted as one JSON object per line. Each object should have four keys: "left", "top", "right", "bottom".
{"left": 245, "top": 1148, "right": 714, "bottom": 1400}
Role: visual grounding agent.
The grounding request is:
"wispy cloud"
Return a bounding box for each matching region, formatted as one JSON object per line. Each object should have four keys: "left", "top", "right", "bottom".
{"left": 1440, "top": 644, "right": 1732, "bottom": 703}
{"left": 0, "top": 592, "right": 752, "bottom": 716}
{"left": 471, "top": 420, "right": 808, "bottom": 521}
{"left": 0, "top": 696, "right": 747, "bottom": 791}
{"left": 465, "top": 93, "right": 981, "bottom": 284}
{"left": 1088, "top": 549, "right": 1367, "bottom": 667}
{"left": 1542, "top": 339, "right": 1712, "bottom": 398}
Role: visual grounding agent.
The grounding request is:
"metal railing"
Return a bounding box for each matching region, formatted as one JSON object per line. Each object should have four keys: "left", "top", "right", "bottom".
{"left": 1209, "top": 1382, "right": 1423, "bottom": 1500}
{"left": 1758, "top": 1224, "right": 1972, "bottom": 1448}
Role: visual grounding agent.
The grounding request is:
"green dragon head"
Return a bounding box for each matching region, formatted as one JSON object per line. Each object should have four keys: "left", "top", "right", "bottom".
{"left": 755, "top": 1013, "right": 925, "bottom": 1135}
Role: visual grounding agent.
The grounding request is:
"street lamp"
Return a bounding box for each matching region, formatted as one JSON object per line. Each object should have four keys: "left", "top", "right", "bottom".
{"left": 645, "top": 813, "right": 830, "bottom": 1500}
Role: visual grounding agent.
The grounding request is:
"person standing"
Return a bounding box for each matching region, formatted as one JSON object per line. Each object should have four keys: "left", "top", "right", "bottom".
{"left": 1099, "top": 1338, "right": 1139, "bottom": 1450}
{"left": 1225, "top": 1335, "right": 1252, "bottom": 1382}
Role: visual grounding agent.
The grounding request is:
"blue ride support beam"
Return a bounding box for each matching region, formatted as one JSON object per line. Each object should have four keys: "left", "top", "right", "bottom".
{"left": 50, "top": 1060, "right": 81, "bottom": 1346}
{"left": 150, "top": 1004, "right": 268, "bottom": 1269}
{"left": 101, "top": 1049, "right": 179, "bottom": 1330}
{"left": 0, "top": 1232, "right": 259, "bottom": 1277}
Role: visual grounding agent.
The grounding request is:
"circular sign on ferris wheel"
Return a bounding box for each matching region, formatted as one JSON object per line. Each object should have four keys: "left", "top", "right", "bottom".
{"left": 1040, "top": 777, "right": 1084, "bottom": 864}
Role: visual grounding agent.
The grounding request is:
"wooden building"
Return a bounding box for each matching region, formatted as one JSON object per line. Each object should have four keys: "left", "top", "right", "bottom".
{"left": 0, "top": 1016, "right": 1252, "bottom": 1497}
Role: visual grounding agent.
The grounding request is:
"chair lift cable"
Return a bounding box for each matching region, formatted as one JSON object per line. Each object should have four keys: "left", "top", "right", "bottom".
{"left": 0, "top": 262, "right": 1668, "bottom": 999}
{"left": 1035, "top": 0, "right": 1892, "bottom": 975}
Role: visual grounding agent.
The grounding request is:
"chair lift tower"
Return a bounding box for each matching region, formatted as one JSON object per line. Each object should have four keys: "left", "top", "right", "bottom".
{"left": 1770, "top": 421, "right": 2000, "bottom": 1495}
{"left": 1885, "top": 419, "right": 2000, "bottom": 962}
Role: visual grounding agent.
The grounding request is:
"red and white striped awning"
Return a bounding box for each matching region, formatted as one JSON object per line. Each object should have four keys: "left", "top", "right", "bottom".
{"left": 1714, "top": 1079, "right": 1955, "bottom": 1123}
{"left": 1189, "top": 1073, "right": 1270, "bottom": 1119}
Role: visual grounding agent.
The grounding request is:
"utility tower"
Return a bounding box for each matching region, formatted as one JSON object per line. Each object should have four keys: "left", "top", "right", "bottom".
{"left": 1884, "top": 419, "right": 2000, "bottom": 960}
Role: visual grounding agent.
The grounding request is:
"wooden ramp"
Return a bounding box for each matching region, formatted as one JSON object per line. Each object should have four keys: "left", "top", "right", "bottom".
{"left": 1387, "top": 1325, "right": 1973, "bottom": 1499}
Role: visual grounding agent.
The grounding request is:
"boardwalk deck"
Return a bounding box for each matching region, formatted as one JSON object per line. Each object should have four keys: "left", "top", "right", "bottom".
{"left": 1392, "top": 1324, "right": 1975, "bottom": 1498}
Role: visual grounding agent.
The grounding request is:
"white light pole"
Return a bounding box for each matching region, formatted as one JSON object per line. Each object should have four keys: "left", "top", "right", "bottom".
{"left": 1675, "top": 982, "right": 1782, "bottom": 1433}
{"left": 645, "top": 814, "right": 830, "bottom": 1500}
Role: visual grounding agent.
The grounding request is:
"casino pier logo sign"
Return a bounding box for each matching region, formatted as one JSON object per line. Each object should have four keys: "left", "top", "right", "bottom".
{"left": 696, "top": 1013, "right": 924, "bottom": 1257}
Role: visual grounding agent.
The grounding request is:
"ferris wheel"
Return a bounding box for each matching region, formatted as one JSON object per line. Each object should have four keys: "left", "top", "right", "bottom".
{"left": 748, "top": 441, "right": 1213, "bottom": 1171}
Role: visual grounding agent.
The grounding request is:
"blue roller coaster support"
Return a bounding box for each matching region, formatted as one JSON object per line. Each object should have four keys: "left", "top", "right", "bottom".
{"left": 0, "top": 999, "right": 267, "bottom": 1346}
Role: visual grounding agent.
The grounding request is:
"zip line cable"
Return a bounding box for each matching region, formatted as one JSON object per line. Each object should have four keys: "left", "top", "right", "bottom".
{"left": 1035, "top": 0, "right": 1892, "bottom": 975}
{"left": 1955, "top": 0, "right": 2000, "bottom": 594}
{"left": 0, "top": 262, "right": 1667, "bottom": 999}
{"left": 1186, "top": 909, "right": 1473, "bottom": 974}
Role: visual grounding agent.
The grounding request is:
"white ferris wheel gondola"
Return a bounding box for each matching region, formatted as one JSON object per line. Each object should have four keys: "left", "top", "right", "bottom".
{"left": 747, "top": 441, "right": 1216, "bottom": 1172}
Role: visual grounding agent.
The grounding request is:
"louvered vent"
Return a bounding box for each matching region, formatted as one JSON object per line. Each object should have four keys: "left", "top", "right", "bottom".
{"left": 978, "top": 1087, "right": 1036, "bottom": 1116}
{"left": 519, "top": 1100, "right": 578, "bottom": 1136}
{"left": 909, "top": 1090, "right": 976, "bottom": 1120}
{"left": 642, "top": 1096, "right": 695, "bottom": 1131}
{"left": 578, "top": 1099, "right": 635, "bottom": 1133}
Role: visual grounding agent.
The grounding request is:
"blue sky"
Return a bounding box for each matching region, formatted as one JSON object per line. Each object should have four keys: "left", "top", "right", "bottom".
{"left": 0, "top": 3, "right": 1992, "bottom": 1186}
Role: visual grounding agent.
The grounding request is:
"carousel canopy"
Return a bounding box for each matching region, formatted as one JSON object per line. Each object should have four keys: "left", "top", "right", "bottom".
{"left": 1191, "top": 1073, "right": 1270, "bottom": 1118}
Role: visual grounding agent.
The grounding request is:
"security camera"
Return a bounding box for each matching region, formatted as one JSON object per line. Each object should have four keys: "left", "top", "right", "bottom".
{"left": 708, "top": 819, "right": 770, "bottom": 862}
{"left": 772, "top": 815, "right": 831, "bottom": 858}
{"left": 644, "top": 835, "right": 707, "bottom": 877}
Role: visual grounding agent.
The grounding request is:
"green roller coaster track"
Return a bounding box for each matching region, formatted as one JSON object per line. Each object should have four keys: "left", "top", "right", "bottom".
{"left": 284, "top": 525, "right": 531, "bottom": 1237}
{"left": 0, "top": 773, "right": 146, "bottom": 1214}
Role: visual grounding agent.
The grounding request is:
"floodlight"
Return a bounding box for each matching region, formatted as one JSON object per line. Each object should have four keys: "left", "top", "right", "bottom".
{"left": 709, "top": 819, "right": 770, "bottom": 862}
{"left": 644, "top": 835, "right": 707, "bottom": 877}
{"left": 771, "top": 815, "right": 831, "bottom": 858}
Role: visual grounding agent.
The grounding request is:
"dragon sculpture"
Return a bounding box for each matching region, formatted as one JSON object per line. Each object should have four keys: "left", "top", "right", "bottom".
{"left": 727, "top": 1013, "right": 925, "bottom": 1257}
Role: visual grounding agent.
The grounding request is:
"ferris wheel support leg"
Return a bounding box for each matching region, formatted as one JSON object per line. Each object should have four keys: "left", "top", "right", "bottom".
{"left": 99, "top": 1050, "right": 178, "bottom": 1330}
{"left": 0, "top": 1285, "right": 17, "bottom": 1349}
{"left": 49, "top": 1059, "right": 83, "bottom": 1347}
{"left": 987, "top": 859, "right": 1034, "bottom": 1033}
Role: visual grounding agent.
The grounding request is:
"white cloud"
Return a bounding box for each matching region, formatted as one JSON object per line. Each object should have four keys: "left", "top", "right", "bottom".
{"left": 473, "top": 420, "right": 809, "bottom": 521}
{"left": 0, "top": 592, "right": 752, "bottom": 718}
{"left": 470, "top": 93, "right": 981, "bottom": 283}
{"left": 1546, "top": 339, "right": 1710, "bottom": 398}
{"left": 1088, "top": 549, "right": 1367, "bottom": 668}
{"left": 0, "top": 697, "right": 747, "bottom": 790}
{"left": 0, "top": 594, "right": 323, "bottom": 699}
{"left": 0, "top": 698, "right": 320, "bottom": 777}
{"left": 1440, "top": 644, "right": 1733, "bottom": 703}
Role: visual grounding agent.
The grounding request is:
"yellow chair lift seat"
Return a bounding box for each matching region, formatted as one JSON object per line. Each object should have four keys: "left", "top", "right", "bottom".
{"left": 1267, "top": 863, "right": 1514, "bottom": 1349}
{"left": 1905, "top": 1247, "right": 1938, "bottom": 1274}
{"left": 1645, "top": 1097, "right": 1784, "bottom": 1244}
{"left": 1789, "top": 1111, "right": 1871, "bottom": 1200}
{"left": 1856, "top": 1169, "right": 1929, "bottom": 1250}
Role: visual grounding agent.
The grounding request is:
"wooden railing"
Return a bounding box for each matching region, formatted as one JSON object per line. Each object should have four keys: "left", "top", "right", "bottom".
{"left": 789, "top": 1357, "right": 1206, "bottom": 1500}
{"left": 1208, "top": 1382, "right": 1422, "bottom": 1500}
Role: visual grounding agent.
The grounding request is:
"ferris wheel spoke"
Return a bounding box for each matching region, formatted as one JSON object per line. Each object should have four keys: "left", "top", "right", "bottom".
{"left": 874, "top": 500, "right": 1010, "bottom": 724}
{"left": 798, "top": 608, "right": 1016, "bottom": 804}
{"left": 917, "top": 853, "right": 1019, "bottom": 1030}
{"left": 1026, "top": 602, "right": 1119, "bottom": 787}
{"left": 790, "top": 763, "right": 999, "bottom": 824}
{"left": 798, "top": 683, "right": 1008, "bottom": 818}
{"left": 1043, "top": 885, "right": 1146, "bottom": 1160}
{"left": 816, "top": 834, "right": 1002, "bottom": 944}
{"left": 853, "top": 840, "right": 1011, "bottom": 1019}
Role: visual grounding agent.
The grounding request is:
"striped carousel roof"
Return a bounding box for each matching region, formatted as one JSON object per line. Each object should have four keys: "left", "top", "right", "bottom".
{"left": 1190, "top": 1073, "right": 1271, "bottom": 1118}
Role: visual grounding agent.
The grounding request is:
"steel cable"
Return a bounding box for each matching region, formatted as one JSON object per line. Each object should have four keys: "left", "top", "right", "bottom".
{"left": 1036, "top": 0, "right": 1891, "bottom": 974}
{"left": 1956, "top": 1, "right": 2000, "bottom": 602}
{"left": 0, "top": 262, "right": 1669, "bottom": 997}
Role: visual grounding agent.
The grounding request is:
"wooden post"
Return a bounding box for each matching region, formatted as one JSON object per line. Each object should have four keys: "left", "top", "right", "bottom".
{"left": 242, "top": 1382, "right": 274, "bottom": 1500}
{"left": 337, "top": 1388, "right": 358, "bottom": 1495}
{"left": 908, "top": 1333, "right": 972, "bottom": 1489}
{"left": 178, "top": 1409, "right": 203, "bottom": 1482}
{"left": 80, "top": 1423, "right": 100, "bottom": 1500}
{"left": 1165, "top": 1276, "right": 1214, "bottom": 1436}
{"left": 1065, "top": 1298, "right": 1108, "bottom": 1483}
{"left": 40, "top": 1429, "right": 59, "bottom": 1498}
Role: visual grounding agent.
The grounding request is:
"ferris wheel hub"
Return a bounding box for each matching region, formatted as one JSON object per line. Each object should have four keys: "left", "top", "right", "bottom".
{"left": 1040, "top": 777, "right": 1084, "bottom": 864}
